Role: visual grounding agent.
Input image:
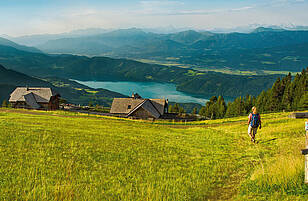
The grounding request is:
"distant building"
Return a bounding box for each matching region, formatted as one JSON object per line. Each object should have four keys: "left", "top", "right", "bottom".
{"left": 110, "top": 93, "right": 168, "bottom": 119}
{"left": 9, "top": 87, "right": 60, "bottom": 110}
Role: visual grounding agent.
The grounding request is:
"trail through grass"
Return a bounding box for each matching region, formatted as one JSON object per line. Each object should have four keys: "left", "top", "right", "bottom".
{"left": 0, "top": 109, "right": 307, "bottom": 200}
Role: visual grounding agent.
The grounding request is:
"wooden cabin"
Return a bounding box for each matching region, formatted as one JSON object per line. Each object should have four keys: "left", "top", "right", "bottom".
{"left": 9, "top": 87, "right": 60, "bottom": 110}
{"left": 110, "top": 93, "right": 168, "bottom": 119}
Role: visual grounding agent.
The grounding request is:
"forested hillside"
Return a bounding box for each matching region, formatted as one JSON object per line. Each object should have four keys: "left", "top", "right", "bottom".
{"left": 0, "top": 37, "right": 42, "bottom": 53}
{"left": 199, "top": 68, "right": 307, "bottom": 119}
{"left": 0, "top": 45, "right": 279, "bottom": 98}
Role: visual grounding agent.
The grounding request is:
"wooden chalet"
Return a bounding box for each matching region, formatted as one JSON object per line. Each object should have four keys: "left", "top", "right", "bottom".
{"left": 110, "top": 93, "right": 168, "bottom": 119}
{"left": 9, "top": 87, "right": 60, "bottom": 110}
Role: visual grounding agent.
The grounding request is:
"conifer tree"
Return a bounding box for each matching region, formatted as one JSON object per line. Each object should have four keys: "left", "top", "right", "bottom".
{"left": 192, "top": 107, "right": 198, "bottom": 115}
{"left": 217, "top": 96, "right": 226, "bottom": 118}
{"left": 178, "top": 107, "right": 185, "bottom": 114}
{"left": 169, "top": 103, "right": 185, "bottom": 114}
{"left": 281, "top": 84, "right": 292, "bottom": 111}
{"left": 173, "top": 103, "right": 180, "bottom": 113}
{"left": 168, "top": 105, "right": 173, "bottom": 113}
{"left": 291, "top": 70, "right": 307, "bottom": 110}
{"left": 225, "top": 102, "right": 233, "bottom": 118}
{"left": 1, "top": 100, "right": 7, "bottom": 108}
{"left": 268, "top": 78, "right": 283, "bottom": 111}
{"left": 199, "top": 96, "right": 218, "bottom": 119}
{"left": 298, "top": 92, "right": 308, "bottom": 110}
{"left": 256, "top": 91, "right": 267, "bottom": 113}
{"left": 225, "top": 97, "right": 246, "bottom": 117}
{"left": 244, "top": 94, "right": 254, "bottom": 114}
{"left": 199, "top": 106, "right": 206, "bottom": 117}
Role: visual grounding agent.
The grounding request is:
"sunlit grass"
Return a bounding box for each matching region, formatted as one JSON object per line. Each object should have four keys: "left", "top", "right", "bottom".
{"left": 0, "top": 109, "right": 307, "bottom": 200}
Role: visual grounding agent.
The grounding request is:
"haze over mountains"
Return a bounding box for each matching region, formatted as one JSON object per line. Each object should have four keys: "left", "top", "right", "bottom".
{"left": 0, "top": 37, "right": 42, "bottom": 53}
{"left": 4, "top": 28, "right": 111, "bottom": 47}
{"left": 0, "top": 42, "right": 278, "bottom": 99}
{"left": 5, "top": 27, "right": 307, "bottom": 72}
{"left": 0, "top": 26, "right": 307, "bottom": 105}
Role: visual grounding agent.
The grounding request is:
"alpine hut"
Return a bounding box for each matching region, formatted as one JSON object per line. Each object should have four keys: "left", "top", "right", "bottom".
{"left": 9, "top": 87, "right": 60, "bottom": 110}
{"left": 110, "top": 93, "right": 168, "bottom": 119}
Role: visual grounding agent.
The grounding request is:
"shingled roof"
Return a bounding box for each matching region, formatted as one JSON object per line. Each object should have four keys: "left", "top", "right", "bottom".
{"left": 127, "top": 99, "right": 161, "bottom": 119}
{"left": 110, "top": 98, "right": 145, "bottom": 114}
{"left": 23, "top": 93, "right": 41, "bottom": 109}
{"left": 9, "top": 87, "right": 58, "bottom": 103}
{"left": 110, "top": 94, "right": 168, "bottom": 119}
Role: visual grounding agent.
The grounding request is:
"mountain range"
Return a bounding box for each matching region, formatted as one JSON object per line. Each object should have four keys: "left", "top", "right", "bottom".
{"left": 0, "top": 44, "right": 280, "bottom": 99}
{"left": 19, "top": 27, "right": 307, "bottom": 72}
{"left": 4, "top": 28, "right": 111, "bottom": 47}
{"left": 0, "top": 37, "right": 42, "bottom": 53}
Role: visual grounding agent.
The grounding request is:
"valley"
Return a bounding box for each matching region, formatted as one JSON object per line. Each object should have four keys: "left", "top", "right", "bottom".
{"left": 23, "top": 28, "right": 308, "bottom": 73}
{"left": 0, "top": 1, "right": 308, "bottom": 200}
{"left": 75, "top": 80, "right": 210, "bottom": 105}
{"left": 0, "top": 43, "right": 280, "bottom": 102}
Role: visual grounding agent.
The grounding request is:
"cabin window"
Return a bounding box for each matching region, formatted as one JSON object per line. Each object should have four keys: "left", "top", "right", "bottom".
{"left": 128, "top": 105, "right": 131, "bottom": 109}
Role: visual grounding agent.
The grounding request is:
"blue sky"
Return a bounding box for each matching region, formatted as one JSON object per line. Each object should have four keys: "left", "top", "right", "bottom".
{"left": 1, "top": 0, "right": 308, "bottom": 36}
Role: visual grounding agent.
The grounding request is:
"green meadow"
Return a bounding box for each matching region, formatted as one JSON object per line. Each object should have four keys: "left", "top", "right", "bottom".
{"left": 0, "top": 108, "right": 307, "bottom": 200}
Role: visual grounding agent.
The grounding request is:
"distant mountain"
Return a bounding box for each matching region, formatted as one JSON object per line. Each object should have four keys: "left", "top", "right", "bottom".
{"left": 36, "top": 28, "right": 308, "bottom": 72}
{"left": 168, "top": 30, "right": 214, "bottom": 45}
{"left": 0, "top": 64, "right": 126, "bottom": 106}
{"left": 209, "top": 24, "right": 308, "bottom": 33}
{"left": 0, "top": 45, "right": 280, "bottom": 98}
{"left": 7, "top": 28, "right": 111, "bottom": 46}
{"left": 0, "top": 37, "right": 42, "bottom": 53}
{"left": 251, "top": 27, "right": 286, "bottom": 33}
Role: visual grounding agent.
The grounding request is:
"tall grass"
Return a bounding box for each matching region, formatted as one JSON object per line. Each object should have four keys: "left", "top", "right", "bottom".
{"left": 0, "top": 109, "right": 307, "bottom": 200}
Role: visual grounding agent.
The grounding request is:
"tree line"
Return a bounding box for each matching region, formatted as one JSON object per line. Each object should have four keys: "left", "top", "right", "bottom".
{"left": 197, "top": 68, "right": 307, "bottom": 119}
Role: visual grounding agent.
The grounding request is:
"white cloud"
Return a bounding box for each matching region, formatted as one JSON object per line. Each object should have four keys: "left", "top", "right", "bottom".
{"left": 135, "top": 0, "right": 255, "bottom": 16}
{"left": 1, "top": 0, "right": 308, "bottom": 36}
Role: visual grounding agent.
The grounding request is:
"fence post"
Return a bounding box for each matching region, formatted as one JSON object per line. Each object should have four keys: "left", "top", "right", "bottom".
{"left": 302, "top": 119, "right": 308, "bottom": 184}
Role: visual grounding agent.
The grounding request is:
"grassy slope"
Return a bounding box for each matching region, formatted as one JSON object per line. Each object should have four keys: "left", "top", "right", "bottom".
{"left": 0, "top": 108, "right": 307, "bottom": 200}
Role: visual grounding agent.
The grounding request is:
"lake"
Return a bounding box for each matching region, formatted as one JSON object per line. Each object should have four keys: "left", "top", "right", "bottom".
{"left": 75, "top": 80, "right": 209, "bottom": 105}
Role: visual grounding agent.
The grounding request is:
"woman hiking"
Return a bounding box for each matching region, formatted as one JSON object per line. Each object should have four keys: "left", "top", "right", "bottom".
{"left": 248, "top": 106, "right": 261, "bottom": 143}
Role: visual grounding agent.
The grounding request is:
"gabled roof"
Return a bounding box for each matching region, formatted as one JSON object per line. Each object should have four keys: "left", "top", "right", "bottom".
{"left": 23, "top": 93, "right": 41, "bottom": 109}
{"left": 110, "top": 97, "right": 167, "bottom": 118}
{"left": 110, "top": 98, "right": 145, "bottom": 114}
{"left": 127, "top": 99, "right": 161, "bottom": 119}
{"left": 9, "top": 87, "right": 58, "bottom": 103}
{"left": 150, "top": 99, "right": 167, "bottom": 115}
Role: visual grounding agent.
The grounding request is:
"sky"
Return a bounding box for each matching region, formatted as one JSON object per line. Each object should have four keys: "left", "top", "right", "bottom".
{"left": 1, "top": 0, "right": 308, "bottom": 36}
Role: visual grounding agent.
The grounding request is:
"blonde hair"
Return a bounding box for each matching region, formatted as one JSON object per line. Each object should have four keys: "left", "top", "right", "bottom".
{"left": 252, "top": 106, "right": 257, "bottom": 114}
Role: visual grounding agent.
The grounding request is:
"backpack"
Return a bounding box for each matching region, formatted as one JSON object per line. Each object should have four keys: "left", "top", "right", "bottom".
{"left": 250, "top": 113, "right": 260, "bottom": 128}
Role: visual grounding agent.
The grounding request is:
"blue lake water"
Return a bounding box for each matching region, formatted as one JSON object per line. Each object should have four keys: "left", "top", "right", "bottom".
{"left": 75, "top": 80, "right": 209, "bottom": 105}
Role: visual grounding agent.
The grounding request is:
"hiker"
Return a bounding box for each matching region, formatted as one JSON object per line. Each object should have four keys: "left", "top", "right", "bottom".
{"left": 248, "top": 106, "right": 261, "bottom": 143}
